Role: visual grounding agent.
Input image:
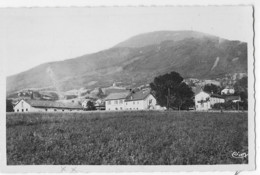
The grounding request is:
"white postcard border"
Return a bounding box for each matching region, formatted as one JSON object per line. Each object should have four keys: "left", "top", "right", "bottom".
{"left": 0, "top": 3, "right": 256, "bottom": 173}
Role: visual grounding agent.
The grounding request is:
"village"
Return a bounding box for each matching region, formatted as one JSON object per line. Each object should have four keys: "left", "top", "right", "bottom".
{"left": 7, "top": 72, "right": 247, "bottom": 113}
{"left": 3, "top": 6, "right": 252, "bottom": 167}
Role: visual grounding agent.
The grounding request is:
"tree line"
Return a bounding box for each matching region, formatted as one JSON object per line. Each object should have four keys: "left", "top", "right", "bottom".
{"left": 150, "top": 71, "right": 248, "bottom": 110}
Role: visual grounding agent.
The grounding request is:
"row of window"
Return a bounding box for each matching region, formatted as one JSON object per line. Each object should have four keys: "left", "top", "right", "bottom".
{"left": 16, "top": 109, "right": 28, "bottom": 112}
{"left": 16, "top": 108, "right": 75, "bottom": 112}
{"left": 108, "top": 107, "right": 123, "bottom": 110}
{"left": 125, "top": 101, "right": 139, "bottom": 105}
{"left": 126, "top": 108, "right": 139, "bottom": 110}
{"left": 107, "top": 107, "right": 139, "bottom": 110}
{"left": 107, "top": 100, "right": 124, "bottom": 105}
{"left": 107, "top": 100, "right": 141, "bottom": 105}
{"left": 45, "top": 109, "right": 73, "bottom": 112}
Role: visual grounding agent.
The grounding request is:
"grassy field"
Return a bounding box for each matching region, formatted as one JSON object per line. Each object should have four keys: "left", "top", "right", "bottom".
{"left": 6, "top": 111, "right": 248, "bottom": 165}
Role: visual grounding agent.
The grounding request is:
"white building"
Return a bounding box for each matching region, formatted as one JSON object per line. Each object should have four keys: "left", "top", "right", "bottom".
{"left": 124, "top": 89, "right": 157, "bottom": 110}
{"left": 221, "top": 88, "right": 235, "bottom": 95}
{"left": 195, "top": 90, "right": 225, "bottom": 111}
{"left": 13, "top": 99, "right": 83, "bottom": 112}
{"left": 105, "top": 92, "right": 130, "bottom": 111}
{"left": 105, "top": 89, "right": 157, "bottom": 111}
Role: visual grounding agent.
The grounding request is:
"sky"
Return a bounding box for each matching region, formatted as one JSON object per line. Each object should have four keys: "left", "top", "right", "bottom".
{"left": 0, "top": 6, "right": 253, "bottom": 76}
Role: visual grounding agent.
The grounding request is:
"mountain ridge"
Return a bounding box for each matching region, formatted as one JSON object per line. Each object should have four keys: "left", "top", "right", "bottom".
{"left": 114, "top": 30, "right": 219, "bottom": 48}
{"left": 7, "top": 31, "right": 247, "bottom": 94}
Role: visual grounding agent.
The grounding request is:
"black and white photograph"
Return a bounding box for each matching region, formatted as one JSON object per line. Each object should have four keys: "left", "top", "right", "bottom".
{"left": 0, "top": 3, "right": 256, "bottom": 173}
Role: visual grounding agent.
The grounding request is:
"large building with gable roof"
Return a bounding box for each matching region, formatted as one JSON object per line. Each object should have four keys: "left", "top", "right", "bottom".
{"left": 105, "top": 89, "right": 157, "bottom": 111}
{"left": 105, "top": 92, "right": 130, "bottom": 111}
{"left": 13, "top": 99, "right": 83, "bottom": 112}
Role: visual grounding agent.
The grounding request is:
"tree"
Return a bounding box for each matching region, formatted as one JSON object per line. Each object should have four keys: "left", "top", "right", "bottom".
{"left": 234, "top": 76, "right": 248, "bottom": 103}
{"left": 86, "top": 101, "right": 96, "bottom": 110}
{"left": 171, "top": 82, "right": 194, "bottom": 110}
{"left": 96, "top": 87, "right": 105, "bottom": 98}
{"left": 203, "top": 84, "right": 221, "bottom": 94}
{"left": 234, "top": 76, "right": 247, "bottom": 93}
{"left": 150, "top": 71, "right": 194, "bottom": 110}
{"left": 6, "top": 99, "right": 14, "bottom": 112}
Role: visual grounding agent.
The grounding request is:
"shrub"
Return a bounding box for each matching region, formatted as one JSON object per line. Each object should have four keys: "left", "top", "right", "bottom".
{"left": 212, "top": 102, "right": 247, "bottom": 111}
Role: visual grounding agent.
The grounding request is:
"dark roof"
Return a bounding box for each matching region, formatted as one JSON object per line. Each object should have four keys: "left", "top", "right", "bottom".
{"left": 105, "top": 92, "right": 130, "bottom": 101}
{"left": 224, "top": 95, "right": 241, "bottom": 101}
{"left": 22, "top": 99, "right": 82, "bottom": 109}
{"left": 210, "top": 93, "right": 225, "bottom": 99}
{"left": 125, "top": 89, "right": 152, "bottom": 102}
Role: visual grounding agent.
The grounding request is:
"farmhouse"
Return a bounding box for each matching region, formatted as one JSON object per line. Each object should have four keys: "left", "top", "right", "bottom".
{"left": 105, "top": 89, "right": 157, "bottom": 111}
{"left": 195, "top": 90, "right": 225, "bottom": 111}
{"left": 105, "top": 92, "right": 130, "bottom": 111}
{"left": 124, "top": 89, "right": 157, "bottom": 110}
{"left": 13, "top": 99, "right": 83, "bottom": 112}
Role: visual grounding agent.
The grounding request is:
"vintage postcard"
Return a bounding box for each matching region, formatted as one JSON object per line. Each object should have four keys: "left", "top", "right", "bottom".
{"left": 0, "top": 5, "right": 255, "bottom": 173}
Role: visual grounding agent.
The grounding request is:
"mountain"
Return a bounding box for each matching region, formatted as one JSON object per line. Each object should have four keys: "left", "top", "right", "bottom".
{"left": 114, "top": 30, "right": 217, "bottom": 48}
{"left": 6, "top": 31, "right": 247, "bottom": 94}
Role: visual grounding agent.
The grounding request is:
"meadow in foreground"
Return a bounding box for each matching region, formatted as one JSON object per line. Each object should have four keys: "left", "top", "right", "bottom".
{"left": 6, "top": 111, "right": 248, "bottom": 165}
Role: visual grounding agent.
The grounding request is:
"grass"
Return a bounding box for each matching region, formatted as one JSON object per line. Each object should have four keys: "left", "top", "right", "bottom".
{"left": 6, "top": 111, "right": 248, "bottom": 165}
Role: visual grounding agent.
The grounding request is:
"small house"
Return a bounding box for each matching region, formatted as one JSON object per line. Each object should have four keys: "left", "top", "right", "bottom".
{"left": 221, "top": 88, "right": 235, "bottom": 95}
{"left": 195, "top": 90, "right": 225, "bottom": 111}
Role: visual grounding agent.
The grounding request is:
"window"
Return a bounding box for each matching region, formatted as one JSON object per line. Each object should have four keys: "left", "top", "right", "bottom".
{"left": 17, "top": 109, "right": 19, "bottom": 112}
{"left": 119, "top": 100, "right": 123, "bottom": 104}
{"left": 114, "top": 100, "right": 118, "bottom": 104}
{"left": 22, "top": 109, "right": 24, "bottom": 112}
{"left": 133, "top": 102, "right": 135, "bottom": 105}
{"left": 21, "top": 101, "right": 24, "bottom": 108}
{"left": 62, "top": 110, "right": 64, "bottom": 112}
{"left": 120, "top": 107, "right": 123, "bottom": 110}
{"left": 126, "top": 102, "right": 127, "bottom": 105}
{"left": 26, "top": 109, "right": 28, "bottom": 111}
{"left": 54, "top": 109, "right": 57, "bottom": 111}
{"left": 115, "top": 108, "right": 118, "bottom": 110}
{"left": 45, "top": 109, "right": 48, "bottom": 111}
